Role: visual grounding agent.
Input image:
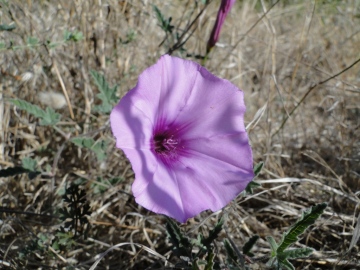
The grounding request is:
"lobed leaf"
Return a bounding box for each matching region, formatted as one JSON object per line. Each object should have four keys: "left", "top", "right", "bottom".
{"left": 90, "top": 70, "right": 118, "bottom": 113}
{"left": 277, "top": 203, "right": 327, "bottom": 253}
{"left": 21, "top": 157, "right": 37, "bottom": 171}
{"left": 10, "top": 99, "right": 61, "bottom": 126}
{"left": 165, "top": 217, "right": 191, "bottom": 257}
{"left": 71, "top": 137, "right": 107, "bottom": 161}
{"left": 201, "top": 217, "right": 223, "bottom": 247}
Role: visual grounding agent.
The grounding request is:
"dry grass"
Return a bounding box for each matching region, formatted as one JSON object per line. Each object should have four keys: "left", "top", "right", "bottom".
{"left": 0, "top": 0, "right": 359, "bottom": 269}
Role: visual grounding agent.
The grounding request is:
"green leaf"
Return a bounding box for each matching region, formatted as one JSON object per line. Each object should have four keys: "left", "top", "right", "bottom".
{"left": 204, "top": 251, "right": 215, "bottom": 270}
{"left": 90, "top": 70, "right": 118, "bottom": 113}
{"left": 277, "top": 203, "right": 327, "bottom": 253}
{"left": 242, "top": 235, "right": 259, "bottom": 256}
{"left": 40, "top": 107, "right": 61, "bottom": 125}
{"left": 71, "top": 137, "right": 95, "bottom": 148}
{"left": 21, "top": 157, "right": 37, "bottom": 171}
{"left": 201, "top": 217, "right": 223, "bottom": 247}
{"left": 165, "top": 217, "right": 191, "bottom": 257}
{"left": 279, "top": 259, "right": 295, "bottom": 270}
{"left": 9, "top": 99, "right": 61, "bottom": 126}
{"left": 244, "top": 180, "right": 261, "bottom": 195}
{"left": 152, "top": 5, "right": 174, "bottom": 33}
{"left": 0, "top": 23, "right": 16, "bottom": 31}
{"left": 64, "top": 29, "right": 83, "bottom": 42}
{"left": 91, "top": 177, "right": 123, "bottom": 194}
{"left": 280, "top": 248, "right": 313, "bottom": 259}
{"left": 224, "top": 239, "right": 237, "bottom": 263}
{"left": 253, "top": 161, "right": 264, "bottom": 177}
{"left": 266, "top": 236, "right": 278, "bottom": 256}
{"left": 27, "top": 36, "right": 39, "bottom": 46}
{"left": 70, "top": 137, "right": 107, "bottom": 162}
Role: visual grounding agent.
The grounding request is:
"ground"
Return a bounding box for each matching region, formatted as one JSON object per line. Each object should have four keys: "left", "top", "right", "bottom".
{"left": 0, "top": 0, "right": 359, "bottom": 269}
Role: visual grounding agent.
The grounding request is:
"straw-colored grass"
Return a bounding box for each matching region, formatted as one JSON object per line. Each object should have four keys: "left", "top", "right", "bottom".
{"left": 0, "top": 0, "right": 359, "bottom": 269}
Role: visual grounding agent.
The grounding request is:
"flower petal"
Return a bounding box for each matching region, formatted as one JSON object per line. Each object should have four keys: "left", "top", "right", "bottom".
{"left": 110, "top": 89, "right": 154, "bottom": 149}
{"left": 173, "top": 66, "right": 246, "bottom": 139}
{"left": 132, "top": 133, "right": 253, "bottom": 223}
{"left": 132, "top": 158, "right": 187, "bottom": 222}
{"left": 110, "top": 55, "right": 254, "bottom": 223}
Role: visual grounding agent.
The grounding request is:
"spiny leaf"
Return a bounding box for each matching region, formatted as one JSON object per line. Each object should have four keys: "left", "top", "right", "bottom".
{"left": 242, "top": 235, "right": 259, "bottom": 256}
{"left": 165, "top": 217, "right": 191, "bottom": 257}
{"left": 10, "top": 99, "right": 60, "bottom": 126}
{"left": 277, "top": 203, "right": 327, "bottom": 253}
{"left": 201, "top": 217, "right": 223, "bottom": 247}
{"left": 204, "top": 251, "right": 215, "bottom": 270}
{"left": 280, "top": 248, "right": 313, "bottom": 259}
{"left": 90, "top": 70, "right": 118, "bottom": 113}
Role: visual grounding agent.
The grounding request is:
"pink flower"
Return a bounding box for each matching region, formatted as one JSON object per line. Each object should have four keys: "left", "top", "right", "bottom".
{"left": 207, "top": 0, "right": 236, "bottom": 52}
{"left": 110, "top": 55, "right": 254, "bottom": 223}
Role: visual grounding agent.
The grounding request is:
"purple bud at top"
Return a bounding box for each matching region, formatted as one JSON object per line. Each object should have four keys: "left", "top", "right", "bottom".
{"left": 207, "top": 0, "right": 236, "bottom": 52}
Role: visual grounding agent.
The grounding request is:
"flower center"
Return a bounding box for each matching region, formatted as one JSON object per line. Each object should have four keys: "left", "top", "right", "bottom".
{"left": 153, "top": 133, "right": 179, "bottom": 155}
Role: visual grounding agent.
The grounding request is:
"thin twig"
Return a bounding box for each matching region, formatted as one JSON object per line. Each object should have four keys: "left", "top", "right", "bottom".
{"left": 272, "top": 56, "right": 360, "bottom": 137}
{"left": 167, "top": 1, "right": 212, "bottom": 55}
{"left": 52, "top": 61, "right": 75, "bottom": 120}
{"left": 214, "top": 0, "right": 280, "bottom": 69}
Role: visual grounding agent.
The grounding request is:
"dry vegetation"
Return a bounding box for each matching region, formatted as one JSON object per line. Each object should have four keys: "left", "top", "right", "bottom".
{"left": 0, "top": 0, "right": 359, "bottom": 269}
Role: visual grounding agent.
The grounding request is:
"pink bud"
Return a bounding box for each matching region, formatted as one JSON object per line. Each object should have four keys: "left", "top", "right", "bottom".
{"left": 207, "top": 0, "right": 236, "bottom": 52}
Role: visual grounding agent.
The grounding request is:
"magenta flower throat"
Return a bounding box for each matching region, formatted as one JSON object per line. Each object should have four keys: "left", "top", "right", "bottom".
{"left": 110, "top": 55, "right": 254, "bottom": 223}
